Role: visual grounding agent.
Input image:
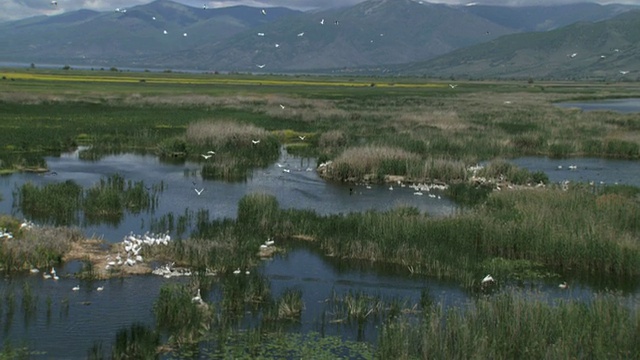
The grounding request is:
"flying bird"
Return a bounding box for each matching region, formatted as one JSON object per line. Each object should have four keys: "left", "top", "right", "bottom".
{"left": 261, "top": 9, "right": 267, "bottom": 15}
{"left": 194, "top": 188, "right": 204, "bottom": 195}
{"left": 279, "top": 104, "right": 285, "bottom": 109}
{"left": 449, "top": 84, "right": 457, "bottom": 88}
{"left": 320, "top": 19, "right": 324, "bottom": 25}
{"left": 620, "top": 70, "right": 630, "bottom": 75}
{"left": 152, "top": 16, "right": 156, "bottom": 20}
{"left": 274, "top": 43, "right": 280, "bottom": 48}
{"left": 481, "top": 274, "right": 495, "bottom": 284}
{"left": 201, "top": 154, "right": 212, "bottom": 160}
{"left": 163, "top": 30, "right": 168, "bottom": 35}
{"left": 183, "top": 33, "right": 188, "bottom": 37}
{"left": 297, "top": 32, "right": 304, "bottom": 37}
{"left": 298, "top": 135, "right": 305, "bottom": 140}
{"left": 252, "top": 139, "right": 261, "bottom": 144}
{"left": 256, "top": 64, "right": 266, "bottom": 68}
{"left": 568, "top": 53, "right": 577, "bottom": 58}
{"left": 257, "top": 32, "right": 265, "bottom": 36}
{"left": 207, "top": 150, "right": 215, "bottom": 155}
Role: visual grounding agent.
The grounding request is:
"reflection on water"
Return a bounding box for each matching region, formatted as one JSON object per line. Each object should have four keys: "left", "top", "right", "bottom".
{"left": 555, "top": 98, "right": 640, "bottom": 113}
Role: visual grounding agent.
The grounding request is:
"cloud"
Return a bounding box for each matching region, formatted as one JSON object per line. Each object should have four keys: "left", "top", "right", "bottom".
{"left": 1, "top": 0, "right": 636, "bottom": 22}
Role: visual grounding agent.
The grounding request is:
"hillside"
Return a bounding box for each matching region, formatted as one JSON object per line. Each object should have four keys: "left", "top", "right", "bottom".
{"left": 399, "top": 10, "right": 640, "bottom": 80}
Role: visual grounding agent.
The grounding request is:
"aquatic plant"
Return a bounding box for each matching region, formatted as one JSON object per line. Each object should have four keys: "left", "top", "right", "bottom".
{"left": 111, "top": 323, "right": 161, "bottom": 360}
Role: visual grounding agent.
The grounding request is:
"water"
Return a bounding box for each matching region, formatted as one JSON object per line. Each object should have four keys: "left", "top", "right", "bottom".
{"left": 554, "top": 98, "right": 640, "bottom": 113}
{"left": 1, "top": 150, "right": 639, "bottom": 358}
{"left": 0, "top": 148, "right": 456, "bottom": 242}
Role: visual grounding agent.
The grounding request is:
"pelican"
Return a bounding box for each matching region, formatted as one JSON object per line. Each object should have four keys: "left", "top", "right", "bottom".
{"left": 280, "top": 104, "right": 286, "bottom": 109}
{"left": 298, "top": 135, "right": 305, "bottom": 140}
{"left": 257, "top": 32, "right": 265, "bottom": 36}
{"left": 183, "top": 33, "right": 188, "bottom": 37}
{"left": 163, "top": 30, "right": 168, "bottom": 35}
{"left": 30, "top": 268, "right": 40, "bottom": 273}
{"left": 43, "top": 273, "right": 52, "bottom": 279}
{"left": 72, "top": 285, "right": 80, "bottom": 291}
{"left": 192, "top": 289, "right": 202, "bottom": 303}
{"left": 233, "top": 268, "right": 241, "bottom": 275}
{"left": 256, "top": 64, "right": 266, "bottom": 69}
{"left": 276, "top": 163, "right": 284, "bottom": 168}
{"left": 53, "top": 274, "right": 59, "bottom": 280}
{"left": 568, "top": 53, "right": 577, "bottom": 58}
{"left": 50, "top": 267, "right": 56, "bottom": 275}
{"left": 96, "top": 286, "right": 104, "bottom": 291}
{"left": 152, "top": 16, "right": 156, "bottom": 20}
{"left": 283, "top": 168, "right": 291, "bottom": 173}
{"left": 620, "top": 70, "right": 630, "bottom": 75}
{"left": 297, "top": 32, "right": 304, "bottom": 37}
{"left": 481, "top": 274, "right": 495, "bottom": 284}
{"left": 389, "top": 185, "right": 393, "bottom": 191}
{"left": 207, "top": 150, "right": 215, "bottom": 154}
{"left": 201, "top": 154, "right": 213, "bottom": 159}
{"left": 320, "top": 19, "right": 324, "bottom": 25}
{"left": 245, "top": 270, "right": 250, "bottom": 275}
{"left": 51, "top": 0, "right": 57, "bottom": 5}
{"left": 194, "top": 188, "right": 204, "bottom": 195}
{"left": 251, "top": 139, "right": 260, "bottom": 144}
{"left": 449, "top": 84, "right": 457, "bottom": 88}
{"left": 261, "top": 9, "right": 266, "bottom": 15}
{"left": 275, "top": 43, "right": 280, "bottom": 48}
{"left": 413, "top": 191, "right": 423, "bottom": 196}
{"left": 559, "top": 282, "right": 568, "bottom": 289}
{"left": 568, "top": 165, "right": 577, "bottom": 170}
{"left": 265, "top": 238, "right": 275, "bottom": 246}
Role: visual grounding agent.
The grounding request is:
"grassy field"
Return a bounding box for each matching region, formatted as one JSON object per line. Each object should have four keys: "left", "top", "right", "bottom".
{"left": 1, "top": 68, "right": 639, "bottom": 358}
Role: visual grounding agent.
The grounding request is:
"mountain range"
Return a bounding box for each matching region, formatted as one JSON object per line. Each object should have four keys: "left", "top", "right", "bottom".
{"left": 0, "top": 0, "right": 638, "bottom": 79}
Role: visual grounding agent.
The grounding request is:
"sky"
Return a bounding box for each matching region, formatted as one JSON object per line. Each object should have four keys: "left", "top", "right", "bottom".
{"left": 1, "top": 0, "right": 639, "bottom": 22}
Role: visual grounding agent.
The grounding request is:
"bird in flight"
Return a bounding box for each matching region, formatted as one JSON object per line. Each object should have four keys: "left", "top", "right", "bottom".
{"left": 449, "top": 84, "right": 457, "bottom": 88}
{"left": 163, "top": 30, "right": 168, "bottom": 35}
{"left": 152, "top": 16, "right": 156, "bottom": 20}
{"left": 568, "top": 53, "right": 577, "bottom": 58}
{"left": 252, "top": 139, "right": 261, "bottom": 144}
{"left": 183, "top": 33, "right": 188, "bottom": 37}
{"left": 298, "top": 135, "right": 305, "bottom": 140}
{"left": 207, "top": 150, "right": 215, "bottom": 155}
{"left": 275, "top": 43, "right": 280, "bottom": 48}
{"left": 201, "top": 154, "right": 213, "bottom": 160}
{"left": 256, "top": 64, "right": 266, "bottom": 68}
{"left": 194, "top": 188, "right": 204, "bottom": 195}
{"left": 261, "top": 9, "right": 267, "bottom": 15}
{"left": 320, "top": 19, "right": 325, "bottom": 25}
{"left": 620, "top": 70, "right": 630, "bottom": 75}
{"left": 279, "top": 104, "right": 285, "bottom": 109}
{"left": 257, "top": 32, "right": 265, "bottom": 36}
{"left": 297, "top": 32, "right": 305, "bottom": 37}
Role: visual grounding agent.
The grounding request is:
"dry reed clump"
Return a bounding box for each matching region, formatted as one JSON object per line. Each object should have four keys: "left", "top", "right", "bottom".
{"left": 185, "top": 120, "right": 270, "bottom": 148}
{"left": 413, "top": 158, "right": 468, "bottom": 182}
{"left": 394, "top": 109, "right": 467, "bottom": 131}
{"left": 1, "top": 225, "right": 83, "bottom": 270}
{"left": 324, "top": 146, "right": 421, "bottom": 181}
{"left": 318, "top": 130, "right": 348, "bottom": 152}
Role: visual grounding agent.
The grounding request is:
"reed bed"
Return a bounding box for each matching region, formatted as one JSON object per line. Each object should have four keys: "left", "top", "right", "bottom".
{"left": 376, "top": 291, "right": 640, "bottom": 359}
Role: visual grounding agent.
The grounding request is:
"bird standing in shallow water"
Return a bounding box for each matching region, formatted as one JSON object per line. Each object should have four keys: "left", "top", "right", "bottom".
{"left": 559, "top": 282, "right": 568, "bottom": 289}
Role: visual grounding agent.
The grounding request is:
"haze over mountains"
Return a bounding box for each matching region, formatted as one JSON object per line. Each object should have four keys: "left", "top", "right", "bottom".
{"left": 0, "top": 0, "right": 638, "bottom": 79}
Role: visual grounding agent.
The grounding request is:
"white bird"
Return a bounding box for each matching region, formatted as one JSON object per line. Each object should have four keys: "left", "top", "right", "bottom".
{"left": 265, "top": 239, "right": 275, "bottom": 246}
{"left": 261, "top": 9, "right": 266, "bottom": 15}
{"left": 413, "top": 191, "right": 423, "bottom": 196}
{"left": 207, "top": 150, "right": 215, "bottom": 154}
{"left": 192, "top": 289, "right": 202, "bottom": 303}
{"left": 280, "top": 104, "right": 286, "bottom": 109}
{"left": 233, "top": 268, "right": 241, "bottom": 275}
{"left": 389, "top": 186, "right": 393, "bottom": 191}
{"left": 274, "top": 43, "right": 280, "bottom": 48}
{"left": 30, "top": 268, "right": 40, "bottom": 273}
{"left": 568, "top": 165, "right": 577, "bottom": 170}
{"left": 72, "top": 285, "right": 80, "bottom": 291}
{"left": 334, "top": 20, "right": 339, "bottom": 25}
{"left": 43, "top": 273, "right": 52, "bottom": 279}
{"left": 256, "top": 64, "right": 266, "bottom": 68}
{"left": 276, "top": 163, "right": 284, "bottom": 168}
{"left": 201, "top": 154, "right": 213, "bottom": 159}
{"left": 203, "top": 4, "right": 207, "bottom": 10}
{"left": 298, "top": 135, "right": 305, "bottom": 140}
{"left": 115, "top": 7, "right": 120, "bottom": 12}
{"left": 152, "top": 16, "right": 156, "bottom": 20}
{"left": 283, "top": 168, "right": 291, "bottom": 173}
{"left": 183, "top": 33, "right": 188, "bottom": 37}
{"left": 194, "top": 188, "right": 204, "bottom": 195}
{"left": 96, "top": 286, "right": 104, "bottom": 291}
{"left": 251, "top": 139, "right": 260, "bottom": 144}
{"left": 163, "top": 30, "right": 168, "bottom": 35}
{"left": 53, "top": 274, "right": 59, "bottom": 280}
{"left": 297, "top": 32, "right": 304, "bottom": 37}
{"left": 245, "top": 270, "right": 250, "bottom": 275}
{"left": 50, "top": 267, "right": 56, "bottom": 275}
{"left": 257, "top": 32, "right": 265, "bottom": 36}
{"left": 569, "top": 53, "right": 577, "bottom": 58}
{"left": 320, "top": 19, "right": 324, "bottom": 25}
{"left": 449, "top": 84, "right": 457, "bottom": 88}
{"left": 481, "top": 274, "right": 495, "bottom": 284}
{"left": 51, "top": 0, "right": 57, "bottom": 5}
{"left": 620, "top": 70, "right": 630, "bottom": 75}
{"left": 559, "top": 282, "right": 568, "bottom": 289}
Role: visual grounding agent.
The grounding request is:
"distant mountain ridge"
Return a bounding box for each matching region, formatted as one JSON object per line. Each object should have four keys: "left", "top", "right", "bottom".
{"left": 0, "top": 0, "right": 638, "bottom": 78}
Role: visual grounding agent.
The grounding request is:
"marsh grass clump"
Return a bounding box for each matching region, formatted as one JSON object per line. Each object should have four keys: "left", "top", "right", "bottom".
{"left": 264, "top": 288, "right": 303, "bottom": 321}
{"left": 111, "top": 323, "right": 161, "bottom": 360}
{"left": 0, "top": 224, "right": 82, "bottom": 272}
{"left": 324, "top": 145, "right": 421, "bottom": 182}
{"left": 153, "top": 284, "right": 212, "bottom": 346}
{"left": 16, "top": 180, "right": 82, "bottom": 226}
{"left": 84, "top": 174, "right": 157, "bottom": 223}
{"left": 477, "top": 159, "right": 548, "bottom": 185}
{"left": 377, "top": 291, "right": 640, "bottom": 359}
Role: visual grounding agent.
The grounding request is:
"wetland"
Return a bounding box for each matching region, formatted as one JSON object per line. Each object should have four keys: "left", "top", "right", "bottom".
{"left": 0, "top": 69, "right": 639, "bottom": 358}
